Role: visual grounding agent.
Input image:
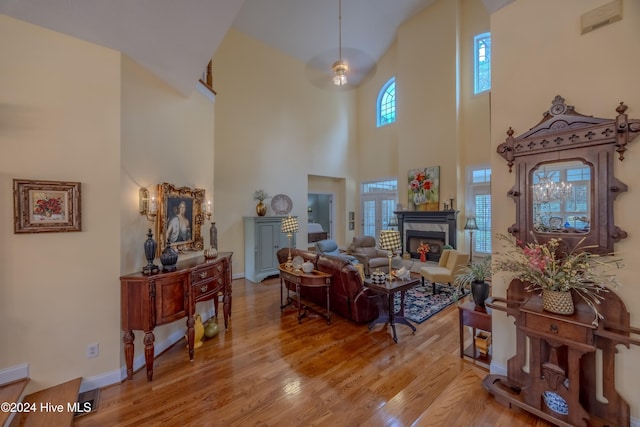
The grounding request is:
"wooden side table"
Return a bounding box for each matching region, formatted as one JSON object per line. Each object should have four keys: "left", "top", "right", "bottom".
{"left": 458, "top": 300, "right": 492, "bottom": 368}
{"left": 366, "top": 277, "right": 420, "bottom": 343}
{"left": 279, "top": 264, "right": 332, "bottom": 324}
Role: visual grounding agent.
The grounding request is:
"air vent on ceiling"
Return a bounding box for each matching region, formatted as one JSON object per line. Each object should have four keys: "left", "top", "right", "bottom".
{"left": 581, "top": 0, "right": 622, "bottom": 35}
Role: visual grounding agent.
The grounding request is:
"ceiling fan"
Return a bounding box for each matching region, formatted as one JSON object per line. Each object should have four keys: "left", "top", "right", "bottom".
{"left": 305, "top": 0, "right": 376, "bottom": 90}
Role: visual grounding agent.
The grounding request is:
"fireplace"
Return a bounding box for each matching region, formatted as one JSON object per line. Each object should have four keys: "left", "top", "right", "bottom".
{"left": 395, "top": 210, "right": 458, "bottom": 262}
{"left": 406, "top": 230, "right": 446, "bottom": 262}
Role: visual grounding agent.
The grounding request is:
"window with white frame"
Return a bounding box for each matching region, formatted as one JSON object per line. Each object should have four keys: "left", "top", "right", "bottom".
{"left": 467, "top": 167, "right": 491, "bottom": 254}
{"left": 361, "top": 179, "right": 398, "bottom": 238}
{"left": 474, "top": 32, "right": 491, "bottom": 94}
{"left": 377, "top": 77, "right": 396, "bottom": 127}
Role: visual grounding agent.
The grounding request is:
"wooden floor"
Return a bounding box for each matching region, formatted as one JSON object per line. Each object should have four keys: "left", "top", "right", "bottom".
{"left": 74, "top": 275, "right": 552, "bottom": 427}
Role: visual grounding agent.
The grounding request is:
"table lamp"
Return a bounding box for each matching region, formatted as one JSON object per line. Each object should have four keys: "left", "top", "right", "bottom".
{"left": 464, "top": 217, "right": 479, "bottom": 264}
{"left": 379, "top": 230, "right": 401, "bottom": 281}
{"left": 281, "top": 215, "right": 299, "bottom": 269}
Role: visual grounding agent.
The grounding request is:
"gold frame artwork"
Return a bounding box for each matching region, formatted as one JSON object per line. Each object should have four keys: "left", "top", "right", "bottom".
{"left": 157, "top": 182, "right": 205, "bottom": 254}
{"left": 13, "top": 179, "right": 82, "bottom": 233}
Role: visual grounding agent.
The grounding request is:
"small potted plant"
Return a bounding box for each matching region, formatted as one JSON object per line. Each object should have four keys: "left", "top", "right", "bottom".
{"left": 454, "top": 256, "right": 492, "bottom": 307}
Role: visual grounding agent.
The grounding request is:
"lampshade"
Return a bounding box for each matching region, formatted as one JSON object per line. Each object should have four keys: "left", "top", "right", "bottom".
{"left": 281, "top": 216, "right": 299, "bottom": 234}
{"left": 464, "top": 217, "right": 479, "bottom": 230}
{"left": 379, "top": 230, "right": 401, "bottom": 251}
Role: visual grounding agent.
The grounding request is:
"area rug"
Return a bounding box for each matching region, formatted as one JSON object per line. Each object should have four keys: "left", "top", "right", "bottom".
{"left": 393, "top": 282, "right": 468, "bottom": 324}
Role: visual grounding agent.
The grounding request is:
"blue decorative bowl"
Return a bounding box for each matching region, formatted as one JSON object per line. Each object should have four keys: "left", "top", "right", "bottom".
{"left": 543, "top": 391, "right": 568, "bottom": 415}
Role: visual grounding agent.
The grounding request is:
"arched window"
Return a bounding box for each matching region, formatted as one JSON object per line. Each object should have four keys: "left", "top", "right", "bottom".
{"left": 377, "top": 77, "right": 396, "bottom": 127}
{"left": 474, "top": 32, "right": 491, "bottom": 94}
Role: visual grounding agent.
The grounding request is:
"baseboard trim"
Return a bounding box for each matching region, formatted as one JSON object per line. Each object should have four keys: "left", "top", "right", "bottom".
{"left": 0, "top": 363, "right": 29, "bottom": 385}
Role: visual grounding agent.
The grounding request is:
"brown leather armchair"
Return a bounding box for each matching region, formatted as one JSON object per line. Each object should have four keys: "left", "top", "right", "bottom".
{"left": 347, "top": 236, "right": 390, "bottom": 276}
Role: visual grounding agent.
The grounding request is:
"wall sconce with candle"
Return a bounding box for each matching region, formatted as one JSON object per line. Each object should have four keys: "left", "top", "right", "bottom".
{"left": 139, "top": 187, "right": 158, "bottom": 222}
{"left": 202, "top": 200, "right": 212, "bottom": 221}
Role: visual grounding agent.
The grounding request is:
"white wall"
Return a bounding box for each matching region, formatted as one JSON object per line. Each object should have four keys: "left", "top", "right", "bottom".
{"left": 120, "top": 55, "right": 216, "bottom": 369}
{"left": 0, "top": 15, "right": 121, "bottom": 392}
{"left": 490, "top": 0, "right": 640, "bottom": 418}
{"left": 212, "top": 29, "right": 359, "bottom": 268}
{"left": 0, "top": 14, "right": 216, "bottom": 393}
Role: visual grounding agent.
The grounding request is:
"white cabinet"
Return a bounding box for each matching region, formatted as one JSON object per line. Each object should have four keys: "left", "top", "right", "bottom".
{"left": 243, "top": 217, "right": 296, "bottom": 282}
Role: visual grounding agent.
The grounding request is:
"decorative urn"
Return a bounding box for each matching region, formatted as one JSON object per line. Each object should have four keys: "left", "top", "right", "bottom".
{"left": 160, "top": 239, "right": 178, "bottom": 272}
{"left": 302, "top": 260, "right": 314, "bottom": 273}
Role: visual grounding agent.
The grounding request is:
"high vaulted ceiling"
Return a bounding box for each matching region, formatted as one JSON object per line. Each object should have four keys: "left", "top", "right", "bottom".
{"left": 0, "top": 0, "right": 513, "bottom": 95}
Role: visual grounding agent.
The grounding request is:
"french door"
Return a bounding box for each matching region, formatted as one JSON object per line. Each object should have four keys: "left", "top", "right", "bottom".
{"left": 361, "top": 179, "right": 398, "bottom": 239}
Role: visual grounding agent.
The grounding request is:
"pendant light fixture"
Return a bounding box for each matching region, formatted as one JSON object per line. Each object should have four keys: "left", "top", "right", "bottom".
{"left": 332, "top": 0, "right": 349, "bottom": 86}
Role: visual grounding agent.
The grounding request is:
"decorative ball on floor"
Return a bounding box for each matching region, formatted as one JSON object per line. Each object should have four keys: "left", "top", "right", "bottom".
{"left": 203, "top": 318, "right": 219, "bottom": 339}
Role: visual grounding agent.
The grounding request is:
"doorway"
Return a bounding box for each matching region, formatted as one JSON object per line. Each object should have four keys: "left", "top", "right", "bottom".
{"left": 307, "top": 193, "right": 333, "bottom": 240}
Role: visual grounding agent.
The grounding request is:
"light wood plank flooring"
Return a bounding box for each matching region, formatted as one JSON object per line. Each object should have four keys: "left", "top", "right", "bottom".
{"left": 74, "top": 276, "right": 552, "bottom": 427}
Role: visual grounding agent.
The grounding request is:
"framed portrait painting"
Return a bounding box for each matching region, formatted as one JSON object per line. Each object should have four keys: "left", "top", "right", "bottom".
{"left": 157, "top": 182, "right": 205, "bottom": 254}
{"left": 13, "top": 179, "right": 81, "bottom": 233}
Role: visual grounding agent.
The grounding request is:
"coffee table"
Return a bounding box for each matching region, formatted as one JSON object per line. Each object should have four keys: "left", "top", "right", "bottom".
{"left": 366, "top": 276, "right": 420, "bottom": 342}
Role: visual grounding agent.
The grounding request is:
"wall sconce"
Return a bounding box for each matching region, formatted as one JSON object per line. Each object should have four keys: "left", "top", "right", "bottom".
{"left": 202, "top": 200, "right": 212, "bottom": 221}
{"left": 139, "top": 188, "right": 157, "bottom": 222}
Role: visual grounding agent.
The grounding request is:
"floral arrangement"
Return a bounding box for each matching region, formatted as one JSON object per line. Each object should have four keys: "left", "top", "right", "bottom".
{"left": 417, "top": 242, "right": 430, "bottom": 262}
{"left": 409, "top": 170, "right": 436, "bottom": 205}
{"left": 417, "top": 242, "right": 430, "bottom": 255}
{"left": 34, "top": 196, "right": 63, "bottom": 216}
{"left": 253, "top": 189, "right": 269, "bottom": 202}
{"left": 494, "top": 234, "right": 623, "bottom": 325}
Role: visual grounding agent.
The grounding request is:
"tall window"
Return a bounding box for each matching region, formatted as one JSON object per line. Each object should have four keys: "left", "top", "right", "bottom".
{"left": 474, "top": 33, "right": 491, "bottom": 94}
{"left": 467, "top": 167, "right": 491, "bottom": 254}
{"left": 361, "top": 179, "right": 398, "bottom": 238}
{"left": 377, "top": 77, "right": 396, "bottom": 127}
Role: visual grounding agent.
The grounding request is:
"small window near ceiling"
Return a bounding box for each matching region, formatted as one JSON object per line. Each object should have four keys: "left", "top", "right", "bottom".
{"left": 377, "top": 77, "right": 396, "bottom": 127}
{"left": 474, "top": 32, "right": 491, "bottom": 94}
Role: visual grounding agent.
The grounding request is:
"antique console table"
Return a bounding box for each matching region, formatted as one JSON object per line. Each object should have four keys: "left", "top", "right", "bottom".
{"left": 485, "top": 280, "right": 639, "bottom": 427}
{"left": 120, "top": 253, "right": 232, "bottom": 381}
{"left": 279, "top": 264, "right": 332, "bottom": 324}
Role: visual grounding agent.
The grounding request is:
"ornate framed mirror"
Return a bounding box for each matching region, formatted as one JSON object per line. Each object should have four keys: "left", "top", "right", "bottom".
{"left": 497, "top": 95, "right": 640, "bottom": 254}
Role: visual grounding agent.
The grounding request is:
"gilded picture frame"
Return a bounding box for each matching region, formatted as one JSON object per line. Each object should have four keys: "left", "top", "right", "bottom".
{"left": 13, "top": 179, "right": 82, "bottom": 233}
{"left": 157, "top": 182, "right": 205, "bottom": 254}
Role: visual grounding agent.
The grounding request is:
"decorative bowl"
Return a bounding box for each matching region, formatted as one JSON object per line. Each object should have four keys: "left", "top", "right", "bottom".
{"left": 542, "top": 391, "right": 568, "bottom": 415}
{"left": 292, "top": 256, "right": 304, "bottom": 270}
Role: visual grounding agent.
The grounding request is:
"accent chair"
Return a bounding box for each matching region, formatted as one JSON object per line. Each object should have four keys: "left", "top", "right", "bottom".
{"left": 419, "top": 249, "right": 469, "bottom": 294}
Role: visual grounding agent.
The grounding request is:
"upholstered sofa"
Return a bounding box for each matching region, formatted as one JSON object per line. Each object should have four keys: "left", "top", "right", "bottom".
{"left": 276, "top": 248, "right": 378, "bottom": 323}
{"left": 347, "top": 236, "right": 390, "bottom": 276}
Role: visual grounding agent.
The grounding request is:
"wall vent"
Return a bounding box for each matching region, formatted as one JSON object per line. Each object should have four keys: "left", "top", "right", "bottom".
{"left": 581, "top": 0, "right": 622, "bottom": 35}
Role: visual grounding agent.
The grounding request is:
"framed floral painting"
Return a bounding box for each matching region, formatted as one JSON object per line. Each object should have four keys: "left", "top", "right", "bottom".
{"left": 156, "top": 182, "right": 205, "bottom": 254}
{"left": 13, "top": 179, "right": 82, "bottom": 233}
{"left": 408, "top": 166, "right": 440, "bottom": 211}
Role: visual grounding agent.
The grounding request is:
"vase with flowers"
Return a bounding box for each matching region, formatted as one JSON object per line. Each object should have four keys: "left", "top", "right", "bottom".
{"left": 34, "top": 196, "right": 63, "bottom": 218}
{"left": 253, "top": 189, "right": 269, "bottom": 216}
{"left": 494, "top": 234, "right": 623, "bottom": 325}
{"left": 417, "top": 242, "right": 430, "bottom": 263}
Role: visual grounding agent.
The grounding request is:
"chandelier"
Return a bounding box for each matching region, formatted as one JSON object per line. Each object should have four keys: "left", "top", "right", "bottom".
{"left": 532, "top": 173, "right": 572, "bottom": 204}
{"left": 333, "top": 0, "right": 348, "bottom": 86}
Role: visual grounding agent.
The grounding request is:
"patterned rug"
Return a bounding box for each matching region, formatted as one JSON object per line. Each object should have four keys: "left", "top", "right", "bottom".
{"left": 393, "top": 282, "right": 468, "bottom": 324}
